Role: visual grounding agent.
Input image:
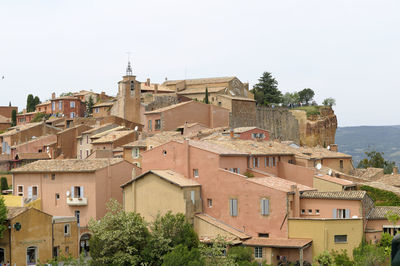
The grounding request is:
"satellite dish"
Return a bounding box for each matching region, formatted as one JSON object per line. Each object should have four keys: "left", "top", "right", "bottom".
{"left": 327, "top": 145, "right": 331, "bottom": 150}
{"left": 66, "top": 191, "right": 70, "bottom": 197}
{"left": 352, "top": 215, "right": 358, "bottom": 219}
{"left": 134, "top": 126, "right": 138, "bottom": 131}
{"left": 316, "top": 163, "right": 322, "bottom": 170}
{"left": 328, "top": 169, "right": 333, "bottom": 176}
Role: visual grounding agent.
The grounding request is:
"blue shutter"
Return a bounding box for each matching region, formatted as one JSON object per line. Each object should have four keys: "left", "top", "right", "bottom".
{"left": 233, "top": 199, "right": 238, "bottom": 216}
{"left": 71, "top": 186, "right": 74, "bottom": 198}
{"left": 80, "top": 186, "right": 84, "bottom": 198}
{"left": 266, "top": 199, "right": 270, "bottom": 215}
{"left": 345, "top": 209, "right": 350, "bottom": 218}
{"left": 332, "top": 209, "right": 337, "bottom": 218}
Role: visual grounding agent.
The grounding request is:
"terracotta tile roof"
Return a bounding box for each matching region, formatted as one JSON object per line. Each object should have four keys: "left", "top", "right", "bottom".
{"left": 7, "top": 207, "right": 28, "bottom": 220}
{"left": 361, "top": 181, "right": 400, "bottom": 196}
{"left": 17, "top": 153, "right": 51, "bottom": 160}
{"left": 11, "top": 158, "right": 124, "bottom": 173}
{"left": 188, "top": 140, "right": 246, "bottom": 155}
{"left": 314, "top": 174, "right": 355, "bottom": 186}
{"left": 195, "top": 213, "right": 251, "bottom": 240}
{"left": 247, "top": 176, "right": 315, "bottom": 193}
{"left": 218, "top": 95, "right": 256, "bottom": 102}
{"left": 293, "top": 146, "right": 352, "bottom": 159}
{"left": 81, "top": 123, "right": 119, "bottom": 135}
{"left": 301, "top": 191, "right": 367, "bottom": 200}
{"left": 92, "top": 130, "right": 134, "bottom": 144}
{"left": 90, "top": 126, "right": 126, "bottom": 139}
{"left": 177, "top": 87, "right": 226, "bottom": 95}
{"left": 368, "top": 206, "right": 400, "bottom": 220}
{"left": 145, "top": 101, "right": 192, "bottom": 114}
{"left": 123, "top": 131, "right": 183, "bottom": 148}
{"left": 35, "top": 101, "right": 51, "bottom": 107}
{"left": 378, "top": 174, "right": 400, "bottom": 187}
{"left": 122, "top": 170, "right": 200, "bottom": 188}
{"left": 11, "top": 134, "right": 55, "bottom": 148}
{"left": 163, "top": 76, "right": 236, "bottom": 86}
{"left": 232, "top": 127, "right": 257, "bottom": 133}
{"left": 244, "top": 237, "right": 312, "bottom": 248}
{"left": 93, "top": 101, "right": 115, "bottom": 108}
{"left": 140, "top": 83, "right": 174, "bottom": 92}
{"left": 0, "top": 122, "right": 45, "bottom": 137}
{"left": 177, "top": 122, "right": 208, "bottom": 129}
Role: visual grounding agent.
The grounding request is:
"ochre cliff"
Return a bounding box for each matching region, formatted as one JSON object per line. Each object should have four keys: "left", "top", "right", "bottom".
{"left": 289, "top": 106, "right": 337, "bottom": 147}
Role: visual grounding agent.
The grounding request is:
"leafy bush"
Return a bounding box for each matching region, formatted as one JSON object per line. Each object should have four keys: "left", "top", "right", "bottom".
{"left": 314, "top": 250, "right": 333, "bottom": 266}
{"left": 227, "top": 246, "right": 253, "bottom": 263}
{"left": 353, "top": 240, "right": 387, "bottom": 266}
{"left": 31, "top": 112, "right": 49, "bottom": 123}
{"left": 360, "top": 185, "right": 400, "bottom": 206}
{"left": 0, "top": 177, "right": 8, "bottom": 192}
{"left": 243, "top": 171, "right": 255, "bottom": 178}
{"left": 330, "top": 249, "right": 352, "bottom": 266}
{"left": 293, "top": 106, "right": 320, "bottom": 117}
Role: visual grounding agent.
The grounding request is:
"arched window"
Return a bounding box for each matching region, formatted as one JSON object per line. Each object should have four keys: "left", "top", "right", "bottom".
{"left": 27, "top": 246, "right": 38, "bottom": 265}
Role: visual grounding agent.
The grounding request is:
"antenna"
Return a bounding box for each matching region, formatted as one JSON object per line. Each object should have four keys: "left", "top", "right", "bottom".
{"left": 134, "top": 126, "right": 138, "bottom": 131}
{"left": 125, "top": 52, "right": 133, "bottom": 76}
{"left": 316, "top": 163, "right": 322, "bottom": 170}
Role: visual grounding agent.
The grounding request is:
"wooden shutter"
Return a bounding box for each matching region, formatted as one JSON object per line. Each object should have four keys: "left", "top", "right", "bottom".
{"left": 332, "top": 209, "right": 337, "bottom": 218}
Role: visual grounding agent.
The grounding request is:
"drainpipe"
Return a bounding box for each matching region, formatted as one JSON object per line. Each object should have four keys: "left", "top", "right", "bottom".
{"left": 8, "top": 223, "right": 11, "bottom": 265}
{"left": 184, "top": 139, "right": 190, "bottom": 178}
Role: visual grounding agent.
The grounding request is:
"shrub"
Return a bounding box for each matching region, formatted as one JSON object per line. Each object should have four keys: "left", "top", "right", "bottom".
{"left": 0, "top": 177, "right": 8, "bottom": 192}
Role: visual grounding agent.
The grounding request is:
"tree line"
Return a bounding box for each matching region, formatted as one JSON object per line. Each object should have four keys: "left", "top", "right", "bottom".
{"left": 251, "top": 72, "right": 336, "bottom": 107}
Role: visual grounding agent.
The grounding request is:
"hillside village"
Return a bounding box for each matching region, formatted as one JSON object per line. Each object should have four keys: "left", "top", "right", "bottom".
{"left": 0, "top": 63, "right": 398, "bottom": 265}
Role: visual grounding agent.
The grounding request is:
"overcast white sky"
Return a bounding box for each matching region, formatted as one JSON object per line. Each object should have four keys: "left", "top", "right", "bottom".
{"left": 0, "top": 0, "right": 399, "bottom": 126}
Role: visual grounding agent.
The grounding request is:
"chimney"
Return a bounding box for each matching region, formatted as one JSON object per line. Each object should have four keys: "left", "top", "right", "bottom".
{"left": 183, "top": 121, "right": 188, "bottom": 136}
{"left": 291, "top": 185, "right": 300, "bottom": 218}
{"left": 393, "top": 166, "right": 399, "bottom": 175}
{"left": 330, "top": 144, "right": 338, "bottom": 152}
{"left": 154, "top": 84, "right": 158, "bottom": 94}
{"left": 23, "top": 109, "right": 26, "bottom": 114}
{"left": 52, "top": 92, "right": 56, "bottom": 99}
{"left": 230, "top": 128, "right": 234, "bottom": 139}
{"left": 146, "top": 78, "right": 150, "bottom": 86}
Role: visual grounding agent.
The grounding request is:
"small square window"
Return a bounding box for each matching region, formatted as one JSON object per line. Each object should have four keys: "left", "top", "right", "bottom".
{"left": 258, "top": 233, "right": 269, "bottom": 238}
{"left": 56, "top": 193, "right": 60, "bottom": 199}
{"left": 316, "top": 209, "right": 320, "bottom": 214}
{"left": 51, "top": 174, "right": 56, "bottom": 180}
{"left": 65, "top": 246, "right": 69, "bottom": 254}
{"left": 207, "top": 199, "right": 212, "bottom": 208}
{"left": 254, "top": 246, "right": 263, "bottom": 258}
{"left": 193, "top": 169, "right": 199, "bottom": 178}
{"left": 308, "top": 209, "right": 312, "bottom": 214}
{"left": 334, "top": 235, "right": 347, "bottom": 243}
{"left": 64, "top": 224, "right": 70, "bottom": 236}
{"left": 301, "top": 209, "right": 305, "bottom": 214}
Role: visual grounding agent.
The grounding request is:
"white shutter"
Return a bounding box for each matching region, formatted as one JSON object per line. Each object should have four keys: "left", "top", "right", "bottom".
{"left": 229, "top": 199, "right": 233, "bottom": 216}
{"left": 71, "top": 186, "right": 74, "bottom": 198}
{"left": 332, "top": 209, "right": 337, "bottom": 218}
{"left": 237, "top": 168, "right": 240, "bottom": 174}
{"left": 345, "top": 209, "right": 350, "bottom": 218}
{"left": 266, "top": 199, "right": 270, "bottom": 215}
{"left": 233, "top": 199, "right": 238, "bottom": 216}
{"left": 260, "top": 199, "right": 264, "bottom": 215}
{"left": 28, "top": 186, "right": 33, "bottom": 199}
{"left": 191, "top": 190, "right": 195, "bottom": 204}
{"left": 80, "top": 186, "right": 84, "bottom": 198}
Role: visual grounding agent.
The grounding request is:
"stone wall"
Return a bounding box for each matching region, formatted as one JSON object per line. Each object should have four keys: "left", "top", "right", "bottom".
{"left": 144, "top": 94, "right": 191, "bottom": 112}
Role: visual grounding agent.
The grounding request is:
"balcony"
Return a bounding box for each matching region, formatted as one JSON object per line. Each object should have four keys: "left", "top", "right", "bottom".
{"left": 67, "top": 197, "right": 88, "bottom": 206}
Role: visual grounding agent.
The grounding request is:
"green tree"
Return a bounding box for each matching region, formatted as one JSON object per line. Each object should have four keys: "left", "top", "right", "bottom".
{"left": 251, "top": 72, "right": 282, "bottom": 106}
{"left": 352, "top": 240, "right": 387, "bottom": 266}
{"left": 26, "top": 94, "right": 35, "bottom": 112}
{"left": 33, "top": 96, "right": 41, "bottom": 107}
{"left": 203, "top": 88, "right": 209, "bottom": 104}
{"left": 298, "top": 88, "right": 315, "bottom": 105}
{"left": 162, "top": 245, "right": 204, "bottom": 266}
{"left": 11, "top": 110, "right": 16, "bottom": 127}
{"left": 358, "top": 151, "right": 396, "bottom": 174}
{"left": 88, "top": 200, "right": 150, "bottom": 266}
{"left": 330, "top": 249, "right": 352, "bottom": 266}
{"left": 385, "top": 210, "right": 400, "bottom": 229}
{"left": 199, "top": 236, "right": 235, "bottom": 266}
{"left": 85, "top": 96, "right": 94, "bottom": 116}
{"left": 60, "top": 92, "right": 74, "bottom": 96}
{"left": 314, "top": 250, "right": 333, "bottom": 266}
{"left": 227, "top": 246, "right": 253, "bottom": 264}
{"left": 0, "top": 177, "right": 8, "bottom": 192}
{"left": 0, "top": 196, "right": 8, "bottom": 238}
{"left": 282, "top": 92, "right": 300, "bottom": 106}
{"left": 322, "top": 97, "right": 336, "bottom": 107}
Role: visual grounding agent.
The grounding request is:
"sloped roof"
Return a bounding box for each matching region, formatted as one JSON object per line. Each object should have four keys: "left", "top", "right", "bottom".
{"left": 90, "top": 126, "right": 126, "bottom": 139}
{"left": 188, "top": 140, "right": 246, "bottom": 156}
{"left": 93, "top": 101, "right": 115, "bottom": 108}
{"left": 368, "top": 206, "right": 400, "bottom": 220}
{"left": 92, "top": 130, "right": 134, "bottom": 144}
{"left": 123, "top": 131, "right": 183, "bottom": 148}
{"left": 195, "top": 213, "right": 250, "bottom": 240}
{"left": 218, "top": 95, "right": 256, "bottom": 102}
{"left": 314, "top": 174, "right": 355, "bottom": 186}
{"left": 0, "top": 122, "right": 45, "bottom": 137}
{"left": 163, "top": 76, "right": 236, "bottom": 86}
{"left": 11, "top": 158, "right": 124, "bottom": 173}
{"left": 177, "top": 87, "right": 226, "bottom": 95}
{"left": 247, "top": 176, "right": 315, "bottom": 193}
{"left": 145, "top": 101, "right": 192, "bottom": 114}
{"left": 121, "top": 170, "right": 200, "bottom": 188}
{"left": 244, "top": 237, "right": 312, "bottom": 248}
{"left": 17, "top": 153, "right": 51, "bottom": 160}
{"left": 301, "top": 191, "right": 367, "bottom": 200}
{"left": 7, "top": 207, "right": 28, "bottom": 219}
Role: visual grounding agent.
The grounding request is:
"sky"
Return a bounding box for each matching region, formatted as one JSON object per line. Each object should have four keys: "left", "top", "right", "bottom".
{"left": 0, "top": 0, "right": 399, "bottom": 127}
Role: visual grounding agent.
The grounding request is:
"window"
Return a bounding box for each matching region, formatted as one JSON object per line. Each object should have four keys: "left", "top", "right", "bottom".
{"left": 334, "top": 235, "right": 347, "bottom": 243}
{"left": 218, "top": 102, "right": 222, "bottom": 106}
{"left": 86, "top": 135, "right": 89, "bottom": 144}
{"left": 32, "top": 186, "right": 38, "bottom": 199}
{"left": 65, "top": 246, "right": 69, "bottom": 254}
{"left": 95, "top": 107, "right": 99, "bottom": 113}
{"left": 51, "top": 174, "right": 56, "bottom": 180}
{"left": 27, "top": 246, "right": 38, "bottom": 265}
{"left": 17, "top": 185, "right": 23, "bottom": 196}
{"left": 273, "top": 157, "right": 276, "bottom": 167}
{"left": 0, "top": 247, "right": 4, "bottom": 264}
{"left": 80, "top": 150, "right": 82, "bottom": 159}
{"left": 308, "top": 209, "right": 312, "bottom": 214}
{"left": 148, "top": 120, "right": 152, "bottom": 131}
{"left": 56, "top": 193, "right": 60, "bottom": 200}
{"left": 383, "top": 226, "right": 400, "bottom": 236}
{"left": 70, "top": 101, "right": 75, "bottom": 108}
{"left": 253, "top": 157, "right": 259, "bottom": 168}
{"left": 333, "top": 208, "right": 350, "bottom": 219}
{"left": 264, "top": 157, "right": 268, "bottom": 167}
{"left": 258, "top": 233, "right": 269, "bottom": 238}
{"left": 193, "top": 169, "right": 199, "bottom": 178}
{"left": 207, "top": 199, "right": 213, "bottom": 208}
{"left": 59, "top": 100, "right": 62, "bottom": 110}
{"left": 316, "top": 209, "right": 320, "bottom": 214}
{"left": 70, "top": 112, "right": 75, "bottom": 118}
{"left": 301, "top": 209, "right": 305, "bottom": 214}
{"left": 72, "top": 186, "right": 84, "bottom": 198}
{"left": 229, "top": 198, "right": 238, "bottom": 216}
{"left": 86, "top": 150, "right": 89, "bottom": 157}
{"left": 64, "top": 224, "right": 70, "bottom": 236}
{"left": 80, "top": 139, "right": 82, "bottom": 146}
{"left": 254, "top": 246, "right": 263, "bottom": 259}
{"left": 52, "top": 101, "right": 55, "bottom": 111}
{"left": 269, "top": 157, "right": 273, "bottom": 167}
{"left": 155, "top": 119, "right": 161, "bottom": 130}
{"left": 190, "top": 190, "right": 195, "bottom": 204}
{"left": 75, "top": 210, "right": 80, "bottom": 226}
{"left": 261, "top": 198, "right": 269, "bottom": 215}
{"left": 162, "top": 150, "right": 167, "bottom": 156}
{"left": 132, "top": 148, "right": 140, "bottom": 158}
{"left": 340, "top": 160, "right": 344, "bottom": 169}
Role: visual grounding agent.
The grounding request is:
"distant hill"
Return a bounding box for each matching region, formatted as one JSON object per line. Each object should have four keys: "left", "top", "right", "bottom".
{"left": 336, "top": 126, "right": 400, "bottom": 166}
